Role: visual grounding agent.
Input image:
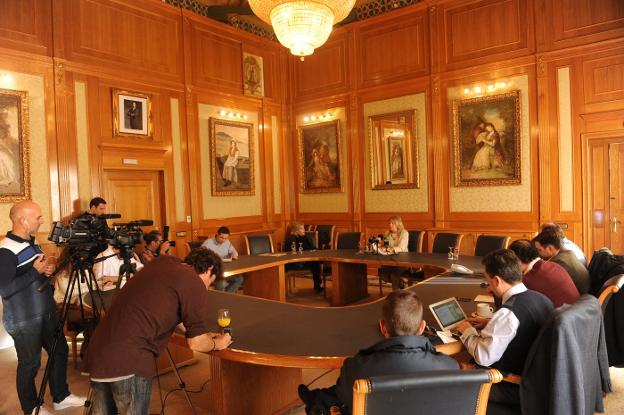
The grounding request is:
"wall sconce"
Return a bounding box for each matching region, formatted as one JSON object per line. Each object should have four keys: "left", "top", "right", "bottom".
{"left": 1, "top": 73, "right": 14, "bottom": 87}
{"left": 303, "top": 111, "right": 334, "bottom": 123}
{"left": 463, "top": 81, "right": 510, "bottom": 96}
{"left": 218, "top": 109, "right": 248, "bottom": 120}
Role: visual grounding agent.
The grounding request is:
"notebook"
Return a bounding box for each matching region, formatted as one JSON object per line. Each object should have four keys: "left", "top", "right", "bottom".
{"left": 429, "top": 297, "right": 468, "bottom": 331}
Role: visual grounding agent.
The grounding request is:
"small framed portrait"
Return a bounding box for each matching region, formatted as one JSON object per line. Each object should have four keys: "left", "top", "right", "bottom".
{"left": 298, "top": 120, "right": 342, "bottom": 193}
{"left": 112, "top": 89, "right": 152, "bottom": 137}
{"left": 0, "top": 88, "right": 31, "bottom": 202}
{"left": 209, "top": 118, "right": 255, "bottom": 196}
{"left": 242, "top": 52, "right": 264, "bottom": 97}
{"left": 451, "top": 90, "right": 521, "bottom": 186}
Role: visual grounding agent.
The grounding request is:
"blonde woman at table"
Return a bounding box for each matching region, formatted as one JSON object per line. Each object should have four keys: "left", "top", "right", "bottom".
{"left": 379, "top": 215, "right": 410, "bottom": 290}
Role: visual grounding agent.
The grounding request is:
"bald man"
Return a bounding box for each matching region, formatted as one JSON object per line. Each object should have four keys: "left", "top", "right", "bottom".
{"left": 0, "top": 201, "right": 84, "bottom": 414}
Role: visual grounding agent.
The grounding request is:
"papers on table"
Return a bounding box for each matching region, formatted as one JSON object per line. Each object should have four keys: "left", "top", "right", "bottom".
{"left": 474, "top": 294, "right": 495, "bottom": 303}
{"left": 258, "top": 252, "right": 288, "bottom": 257}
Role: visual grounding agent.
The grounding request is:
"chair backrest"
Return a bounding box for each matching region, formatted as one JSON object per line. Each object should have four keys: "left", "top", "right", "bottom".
{"left": 407, "top": 230, "right": 425, "bottom": 253}
{"left": 352, "top": 369, "right": 502, "bottom": 415}
{"left": 598, "top": 274, "right": 624, "bottom": 313}
{"left": 316, "top": 224, "right": 336, "bottom": 249}
{"left": 335, "top": 231, "right": 362, "bottom": 250}
{"left": 474, "top": 235, "right": 511, "bottom": 257}
{"left": 304, "top": 224, "right": 316, "bottom": 231}
{"left": 244, "top": 234, "right": 274, "bottom": 255}
{"left": 187, "top": 240, "right": 204, "bottom": 251}
{"left": 431, "top": 232, "right": 464, "bottom": 254}
{"left": 305, "top": 230, "right": 319, "bottom": 250}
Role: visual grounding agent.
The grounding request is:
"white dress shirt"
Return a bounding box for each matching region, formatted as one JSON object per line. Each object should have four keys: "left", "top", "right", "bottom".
{"left": 93, "top": 245, "right": 144, "bottom": 291}
{"left": 460, "top": 283, "right": 528, "bottom": 367}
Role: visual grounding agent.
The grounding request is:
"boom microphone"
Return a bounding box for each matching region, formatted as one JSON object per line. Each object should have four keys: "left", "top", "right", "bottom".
{"left": 97, "top": 214, "right": 122, "bottom": 219}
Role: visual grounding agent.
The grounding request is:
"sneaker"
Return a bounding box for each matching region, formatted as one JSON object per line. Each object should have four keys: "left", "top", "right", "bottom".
{"left": 53, "top": 393, "right": 86, "bottom": 410}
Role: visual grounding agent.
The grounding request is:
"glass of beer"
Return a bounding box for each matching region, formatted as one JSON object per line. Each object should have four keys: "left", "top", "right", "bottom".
{"left": 217, "top": 308, "right": 231, "bottom": 333}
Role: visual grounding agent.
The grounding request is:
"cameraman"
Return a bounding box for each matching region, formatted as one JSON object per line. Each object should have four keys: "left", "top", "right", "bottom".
{"left": 139, "top": 230, "right": 171, "bottom": 265}
{"left": 88, "top": 197, "right": 107, "bottom": 216}
{"left": 93, "top": 244, "right": 143, "bottom": 291}
{"left": 0, "top": 201, "right": 84, "bottom": 414}
{"left": 84, "top": 248, "right": 232, "bottom": 413}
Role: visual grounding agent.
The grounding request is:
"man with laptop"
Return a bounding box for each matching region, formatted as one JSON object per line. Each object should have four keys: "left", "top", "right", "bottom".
{"left": 456, "top": 249, "right": 554, "bottom": 407}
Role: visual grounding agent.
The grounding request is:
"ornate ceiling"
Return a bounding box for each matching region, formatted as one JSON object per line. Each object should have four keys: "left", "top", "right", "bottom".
{"left": 165, "top": 0, "right": 424, "bottom": 41}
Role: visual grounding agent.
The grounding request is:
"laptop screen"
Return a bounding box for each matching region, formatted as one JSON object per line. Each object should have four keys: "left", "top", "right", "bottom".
{"left": 430, "top": 298, "right": 466, "bottom": 330}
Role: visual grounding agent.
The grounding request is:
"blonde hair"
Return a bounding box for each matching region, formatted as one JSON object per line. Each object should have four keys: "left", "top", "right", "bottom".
{"left": 290, "top": 222, "right": 304, "bottom": 235}
{"left": 388, "top": 215, "right": 405, "bottom": 235}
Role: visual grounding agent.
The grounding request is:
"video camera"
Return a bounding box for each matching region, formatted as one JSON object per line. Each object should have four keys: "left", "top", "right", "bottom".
{"left": 162, "top": 225, "right": 176, "bottom": 247}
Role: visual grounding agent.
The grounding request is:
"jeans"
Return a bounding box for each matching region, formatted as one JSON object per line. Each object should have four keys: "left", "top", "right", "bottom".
{"left": 4, "top": 312, "right": 70, "bottom": 414}
{"left": 90, "top": 376, "right": 152, "bottom": 415}
{"left": 215, "top": 274, "right": 244, "bottom": 293}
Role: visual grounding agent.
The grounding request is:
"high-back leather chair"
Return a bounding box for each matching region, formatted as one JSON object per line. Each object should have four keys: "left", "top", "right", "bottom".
{"left": 352, "top": 369, "right": 502, "bottom": 415}
{"left": 316, "top": 225, "right": 336, "bottom": 249}
{"left": 474, "top": 235, "right": 511, "bottom": 257}
{"left": 334, "top": 231, "right": 361, "bottom": 250}
{"left": 431, "top": 232, "right": 464, "bottom": 254}
{"left": 408, "top": 230, "right": 425, "bottom": 253}
{"left": 287, "top": 231, "right": 319, "bottom": 293}
{"left": 244, "top": 234, "right": 274, "bottom": 255}
{"left": 305, "top": 230, "right": 319, "bottom": 249}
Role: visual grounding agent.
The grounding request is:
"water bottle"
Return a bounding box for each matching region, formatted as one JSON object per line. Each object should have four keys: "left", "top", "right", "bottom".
{"left": 291, "top": 241, "right": 297, "bottom": 255}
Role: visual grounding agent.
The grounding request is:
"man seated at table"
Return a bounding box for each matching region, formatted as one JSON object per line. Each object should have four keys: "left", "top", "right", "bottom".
{"left": 540, "top": 222, "right": 586, "bottom": 266}
{"left": 298, "top": 290, "right": 459, "bottom": 415}
{"left": 93, "top": 244, "right": 144, "bottom": 291}
{"left": 285, "top": 222, "right": 322, "bottom": 292}
{"left": 532, "top": 228, "right": 590, "bottom": 294}
{"left": 457, "top": 249, "right": 553, "bottom": 409}
{"left": 201, "top": 226, "right": 244, "bottom": 293}
{"left": 139, "top": 230, "right": 171, "bottom": 265}
{"left": 508, "top": 239, "right": 579, "bottom": 307}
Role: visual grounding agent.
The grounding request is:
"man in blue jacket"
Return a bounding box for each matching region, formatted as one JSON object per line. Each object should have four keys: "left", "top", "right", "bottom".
{"left": 298, "top": 290, "right": 459, "bottom": 415}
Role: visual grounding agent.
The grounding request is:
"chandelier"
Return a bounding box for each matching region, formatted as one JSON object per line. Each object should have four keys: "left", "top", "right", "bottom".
{"left": 248, "top": 0, "right": 356, "bottom": 58}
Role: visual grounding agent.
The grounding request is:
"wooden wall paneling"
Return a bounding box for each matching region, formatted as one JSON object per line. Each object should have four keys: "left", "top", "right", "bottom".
{"left": 85, "top": 75, "right": 104, "bottom": 200}
{"left": 582, "top": 46, "right": 624, "bottom": 113}
{"left": 292, "top": 31, "right": 351, "bottom": 102}
{"left": 262, "top": 103, "right": 279, "bottom": 223}
{"left": 431, "top": 75, "right": 448, "bottom": 227}
{"left": 242, "top": 43, "right": 282, "bottom": 103}
{"left": 535, "top": 54, "right": 552, "bottom": 223}
{"left": 435, "top": 0, "right": 534, "bottom": 72}
{"left": 536, "top": 0, "right": 624, "bottom": 52}
{"left": 356, "top": 7, "right": 430, "bottom": 88}
{"left": 53, "top": 0, "right": 184, "bottom": 85}
{"left": 0, "top": 0, "right": 52, "bottom": 57}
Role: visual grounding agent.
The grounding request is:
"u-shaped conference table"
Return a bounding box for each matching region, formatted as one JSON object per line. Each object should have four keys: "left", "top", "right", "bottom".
{"left": 186, "top": 250, "right": 490, "bottom": 415}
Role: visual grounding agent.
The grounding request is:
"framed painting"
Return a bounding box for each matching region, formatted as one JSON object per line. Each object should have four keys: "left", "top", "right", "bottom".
{"left": 112, "top": 89, "right": 152, "bottom": 137}
{"left": 298, "top": 120, "right": 342, "bottom": 193}
{"left": 209, "top": 118, "right": 255, "bottom": 196}
{"left": 0, "top": 88, "right": 31, "bottom": 202}
{"left": 368, "top": 110, "right": 419, "bottom": 190}
{"left": 242, "top": 52, "right": 264, "bottom": 97}
{"left": 451, "top": 90, "right": 521, "bottom": 186}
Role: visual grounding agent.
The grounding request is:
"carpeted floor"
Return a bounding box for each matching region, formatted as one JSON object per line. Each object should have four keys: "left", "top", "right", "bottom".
{"left": 0, "top": 278, "right": 623, "bottom": 414}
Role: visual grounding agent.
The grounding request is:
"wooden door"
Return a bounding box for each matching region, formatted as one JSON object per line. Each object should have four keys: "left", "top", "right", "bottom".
{"left": 101, "top": 170, "right": 165, "bottom": 232}
{"left": 588, "top": 141, "right": 624, "bottom": 254}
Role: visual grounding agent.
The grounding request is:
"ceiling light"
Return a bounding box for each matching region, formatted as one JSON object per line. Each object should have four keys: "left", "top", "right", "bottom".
{"left": 248, "top": 0, "right": 355, "bottom": 58}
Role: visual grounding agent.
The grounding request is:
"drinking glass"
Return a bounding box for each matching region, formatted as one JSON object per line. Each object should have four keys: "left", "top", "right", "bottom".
{"left": 217, "top": 308, "right": 231, "bottom": 331}
{"left": 452, "top": 248, "right": 460, "bottom": 261}
{"left": 447, "top": 247, "right": 454, "bottom": 261}
{"left": 291, "top": 241, "right": 297, "bottom": 255}
{"left": 298, "top": 242, "right": 304, "bottom": 254}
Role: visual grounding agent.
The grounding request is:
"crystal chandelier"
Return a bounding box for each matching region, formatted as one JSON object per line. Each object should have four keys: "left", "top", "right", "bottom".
{"left": 248, "top": 0, "right": 356, "bottom": 58}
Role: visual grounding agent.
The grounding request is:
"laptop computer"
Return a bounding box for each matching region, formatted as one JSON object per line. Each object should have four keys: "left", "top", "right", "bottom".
{"left": 428, "top": 297, "right": 468, "bottom": 331}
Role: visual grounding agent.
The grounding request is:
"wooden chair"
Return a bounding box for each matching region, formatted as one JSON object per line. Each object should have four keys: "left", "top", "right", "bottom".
{"left": 598, "top": 274, "right": 624, "bottom": 313}
{"left": 316, "top": 224, "right": 336, "bottom": 249}
{"left": 287, "top": 231, "right": 319, "bottom": 293}
{"left": 244, "top": 234, "right": 274, "bottom": 255}
{"left": 474, "top": 235, "right": 511, "bottom": 257}
{"left": 352, "top": 369, "right": 502, "bottom": 415}
{"left": 304, "top": 224, "right": 316, "bottom": 231}
{"left": 431, "top": 232, "right": 465, "bottom": 254}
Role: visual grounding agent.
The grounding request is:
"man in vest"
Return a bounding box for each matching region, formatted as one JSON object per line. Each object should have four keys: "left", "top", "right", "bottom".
{"left": 0, "top": 201, "right": 84, "bottom": 414}
{"left": 457, "top": 249, "right": 553, "bottom": 408}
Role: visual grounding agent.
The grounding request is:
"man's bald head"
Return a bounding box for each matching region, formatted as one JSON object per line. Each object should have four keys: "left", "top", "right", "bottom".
{"left": 10, "top": 200, "right": 39, "bottom": 223}
{"left": 10, "top": 200, "right": 44, "bottom": 238}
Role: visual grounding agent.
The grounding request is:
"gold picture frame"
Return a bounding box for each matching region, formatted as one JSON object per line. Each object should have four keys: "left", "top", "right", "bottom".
{"left": 0, "top": 88, "right": 31, "bottom": 202}
{"left": 451, "top": 90, "right": 521, "bottom": 186}
{"left": 368, "top": 110, "right": 419, "bottom": 190}
{"left": 298, "top": 120, "right": 343, "bottom": 193}
{"left": 209, "top": 118, "right": 255, "bottom": 196}
{"left": 112, "top": 89, "right": 153, "bottom": 137}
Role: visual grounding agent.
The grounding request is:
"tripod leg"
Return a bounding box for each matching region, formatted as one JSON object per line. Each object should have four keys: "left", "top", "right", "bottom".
{"left": 164, "top": 347, "right": 197, "bottom": 415}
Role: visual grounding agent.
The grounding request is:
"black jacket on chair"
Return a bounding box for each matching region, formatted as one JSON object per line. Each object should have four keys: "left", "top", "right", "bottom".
{"left": 520, "top": 295, "right": 611, "bottom": 415}
{"left": 335, "top": 335, "right": 459, "bottom": 415}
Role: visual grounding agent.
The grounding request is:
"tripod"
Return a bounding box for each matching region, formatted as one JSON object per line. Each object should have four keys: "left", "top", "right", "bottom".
{"left": 34, "top": 249, "right": 113, "bottom": 415}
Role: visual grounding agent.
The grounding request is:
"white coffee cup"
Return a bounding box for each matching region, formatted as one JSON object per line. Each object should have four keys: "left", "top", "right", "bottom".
{"left": 476, "top": 303, "right": 494, "bottom": 318}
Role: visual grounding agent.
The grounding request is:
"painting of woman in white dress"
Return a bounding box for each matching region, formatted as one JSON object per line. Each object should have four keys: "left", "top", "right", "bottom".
{"left": 452, "top": 90, "right": 521, "bottom": 186}
{"left": 209, "top": 118, "right": 255, "bottom": 196}
{"left": 0, "top": 88, "right": 30, "bottom": 202}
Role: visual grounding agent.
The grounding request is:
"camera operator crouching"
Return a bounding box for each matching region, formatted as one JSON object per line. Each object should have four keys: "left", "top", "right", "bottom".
{"left": 83, "top": 248, "right": 232, "bottom": 413}
{"left": 0, "top": 201, "right": 84, "bottom": 415}
{"left": 139, "top": 230, "right": 172, "bottom": 265}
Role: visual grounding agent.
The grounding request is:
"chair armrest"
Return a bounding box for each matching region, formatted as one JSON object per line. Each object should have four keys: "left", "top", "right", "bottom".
{"left": 502, "top": 373, "right": 521, "bottom": 384}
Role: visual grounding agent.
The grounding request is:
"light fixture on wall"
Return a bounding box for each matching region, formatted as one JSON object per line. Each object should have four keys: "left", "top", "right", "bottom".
{"left": 218, "top": 109, "right": 248, "bottom": 120}
{"left": 1, "top": 73, "right": 14, "bottom": 87}
{"left": 463, "top": 81, "right": 510, "bottom": 96}
{"left": 303, "top": 111, "right": 334, "bottom": 122}
{"left": 248, "top": 0, "right": 356, "bottom": 59}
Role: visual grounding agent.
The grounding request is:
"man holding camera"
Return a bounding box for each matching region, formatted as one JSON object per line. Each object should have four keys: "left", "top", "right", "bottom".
{"left": 0, "top": 201, "right": 84, "bottom": 415}
{"left": 88, "top": 197, "right": 107, "bottom": 216}
{"left": 84, "top": 248, "right": 232, "bottom": 413}
{"left": 139, "top": 230, "right": 171, "bottom": 265}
